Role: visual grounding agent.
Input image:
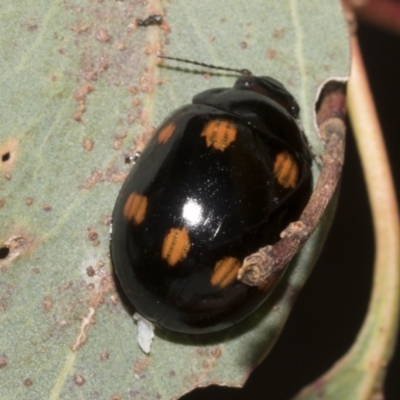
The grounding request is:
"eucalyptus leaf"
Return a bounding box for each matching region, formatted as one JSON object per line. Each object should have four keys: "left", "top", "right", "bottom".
{"left": 0, "top": 1, "right": 349, "bottom": 399}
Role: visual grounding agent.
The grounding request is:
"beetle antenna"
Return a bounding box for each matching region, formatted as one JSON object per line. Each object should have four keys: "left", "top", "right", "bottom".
{"left": 157, "top": 55, "right": 252, "bottom": 76}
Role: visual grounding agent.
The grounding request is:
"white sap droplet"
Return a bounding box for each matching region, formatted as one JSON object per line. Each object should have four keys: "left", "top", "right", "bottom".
{"left": 133, "top": 313, "right": 154, "bottom": 354}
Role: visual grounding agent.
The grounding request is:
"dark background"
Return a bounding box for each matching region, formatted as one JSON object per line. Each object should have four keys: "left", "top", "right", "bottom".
{"left": 182, "top": 21, "right": 400, "bottom": 400}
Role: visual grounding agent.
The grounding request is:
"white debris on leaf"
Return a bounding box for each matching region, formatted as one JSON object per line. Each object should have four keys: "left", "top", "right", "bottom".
{"left": 133, "top": 313, "right": 155, "bottom": 354}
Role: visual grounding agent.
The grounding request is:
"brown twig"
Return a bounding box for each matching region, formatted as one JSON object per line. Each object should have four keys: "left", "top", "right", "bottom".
{"left": 238, "top": 85, "right": 346, "bottom": 287}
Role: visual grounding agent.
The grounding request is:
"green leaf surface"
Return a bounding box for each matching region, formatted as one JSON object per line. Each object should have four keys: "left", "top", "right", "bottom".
{"left": 0, "top": 1, "right": 349, "bottom": 399}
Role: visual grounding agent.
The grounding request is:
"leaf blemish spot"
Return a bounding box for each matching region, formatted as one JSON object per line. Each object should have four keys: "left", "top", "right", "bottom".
{"left": 0, "top": 247, "right": 10, "bottom": 259}
{"left": 24, "top": 378, "right": 33, "bottom": 387}
{"left": 113, "top": 131, "right": 127, "bottom": 150}
{"left": 101, "top": 215, "right": 112, "bottom": 226}
{"left": 71, "top": 273, "right": 114, "bottom": 351}
{"left": 71, "top": 307, "right": 96, "bottom": 351}
{"left": 211, "top": 348, "right": 222, "bottom": 358}
{"left": 0, "top": 235, "right": 33, "bottom": 268}
{"left": 0, "top": 356, "right": 8, "bottom": 368}
{"left": 272, "top": 28, "right": 285, "bottom": 39}
{"left": 61, "top": 281, "right": 73, "bottom": 291}
{"left": 83, "top": 139, "right": 94, "bottom": 152}
{"left": 96, "top": 29, "right": 112, "bottom": 43}
{"left": 87, "top": 227, "right": 100, "bottom": 246}
{"left": 267, "top": 49, "right": 276, "bottom": 59}
{"left": 2, "top": 152, "right": 10, "bottom": 162}
{"left": 0, "top": 138, "right": 18, "bottom": 171}
{"left": 110, "top": 294, "right": 119, "bottom": 305}
{"left": 69, "top": 24, "right": 90, "bottom": 35}
{"left": 43, "top": 296, "right": 53, "bottom": 312}
{"left": 82, "top": 170, "right": 103, "bottom": 189}
{"left": 74, "top": 83, "right": 94, "bottom": 121}
{"left": 134, "top": 358, "right": 151, "bottom": 375}
{"left": 73, "top": 374, "right": 85, "bottom": 386}
{"left": 27, "top": 19, "right": 38, "bottom": 31}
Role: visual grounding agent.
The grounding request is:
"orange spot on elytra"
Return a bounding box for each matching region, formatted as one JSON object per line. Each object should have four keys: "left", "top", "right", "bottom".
{"left": 211, "top": 257, "right": 241, "bottom": 288}
{"left": 273, "top": 151, "right": 299, "bottom": 189}
{"left": 158, "top": 122, "right": 176, "bottom": 144}
{"left": 201, "top": 119, "right": 237, "bottom": 151}
{"left": 162, "top": 227, "right": 191, "bottom": 266}
{"left": 123, "top": 193, "right": 148, "bottom": 225}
